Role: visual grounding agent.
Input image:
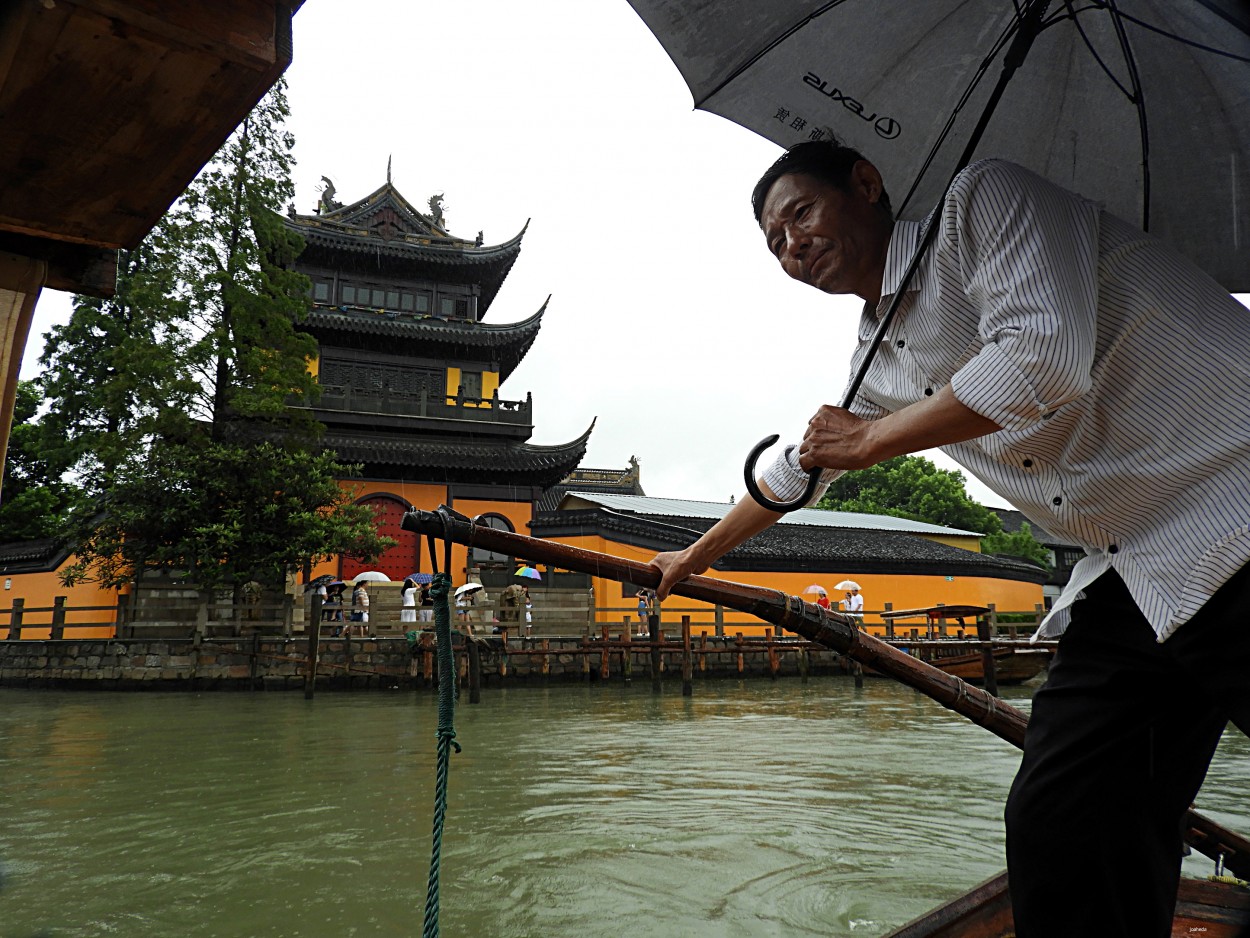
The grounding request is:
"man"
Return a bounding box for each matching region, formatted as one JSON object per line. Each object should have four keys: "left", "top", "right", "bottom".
{"left": 650, "top": 139, "right": 1250, "bottom": 937}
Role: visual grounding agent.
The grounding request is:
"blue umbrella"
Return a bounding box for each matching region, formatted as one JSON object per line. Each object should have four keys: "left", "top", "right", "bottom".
{"left": 402, "top": 573, "right": 435, "bottom": 584}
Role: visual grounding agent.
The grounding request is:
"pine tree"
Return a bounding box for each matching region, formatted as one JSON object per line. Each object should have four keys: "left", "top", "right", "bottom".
{"left": 42, "top": 79, "right": 392, "bottom": 591}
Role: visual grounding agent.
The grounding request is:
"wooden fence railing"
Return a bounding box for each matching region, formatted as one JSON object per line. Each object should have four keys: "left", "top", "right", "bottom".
{"left": 1, "top": 597, "right": 1050, "bottom": 641}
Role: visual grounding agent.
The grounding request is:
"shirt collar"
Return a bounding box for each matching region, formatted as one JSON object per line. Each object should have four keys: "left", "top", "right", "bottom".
{"left": 876, "top": 218, "right": 925, "bottom": 313}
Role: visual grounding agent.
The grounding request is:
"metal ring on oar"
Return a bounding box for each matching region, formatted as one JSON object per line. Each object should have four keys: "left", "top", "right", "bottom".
{"left": 743, "top": 434, "right": 823, "bottom": 513}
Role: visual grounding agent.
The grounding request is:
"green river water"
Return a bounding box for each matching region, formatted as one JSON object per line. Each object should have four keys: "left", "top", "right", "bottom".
{"left": 1, "top": 679, "right": 1247, "bottom": 938}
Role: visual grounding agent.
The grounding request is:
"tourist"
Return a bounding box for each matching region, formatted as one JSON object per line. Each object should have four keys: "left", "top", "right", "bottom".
{"left": 349, "top": 580, "right": 369, "bottom": 636}
{"left": 419, "top": 582, "right": 434, "bottom": 622}
{"left": 401, "top": 578, "right": 418, "bottom": 624}
{"left": 648, "top": 138, "right": 1250, "bottom": 937}
{"left": 843, "top": 588, "right": 863, "bottom": 617}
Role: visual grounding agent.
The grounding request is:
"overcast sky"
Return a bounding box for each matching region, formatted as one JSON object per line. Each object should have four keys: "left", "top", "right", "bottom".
{"left": 21, "top": 2, "right": 1245, "bottom": 509}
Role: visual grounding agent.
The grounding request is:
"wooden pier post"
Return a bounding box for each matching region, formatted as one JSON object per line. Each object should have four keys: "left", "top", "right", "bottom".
{"left": 649, "top": 613, "right": 661, "bottom": 692}
{"left": 600, "top": 623, "right": 611, "bottom": 681}
{"left": 698, "top": 631, "right": 708, "bottom": 673}
{"left": 249, "top": 631, "right": 262, "bottom": 689}
{"left": 766, "top": 627, "right": 779, "bottom": 680}
{"left": 798, "top": 643, "right": 809, "bottom": 683}
{"left": 976, "top": 615, "right": 1000, "bottom": 697}
{"left": 304, "top": 595, "right": 322, "bottom": 699}
{"left": 681, "top": 616, "right": 693, "bottom": 697}
{"left": 581, "top": 627, "right": 590, "bottom": 682}
{"left": 883, "top": 602, "right": 894, "bottom": 639}
{"left": 853, "top": 660, "right": 864, "bottom": 688}
{"left": 422, "top": 632, "right": 435, "bottom": 684}
{"left": 622, "top": 621, "right": 633, "bottom": 684}
{"left": 540, "top": 638, "right": 550, "bottom": 681}
{"left": 50, "top": 596, "right": 66, "bottom": 641}
{"left": 498, "top": 628, "right": 508, "bottom": 679}
{"left": 735, "top": 632, "right": 744, "bottom": 675}
{"left": 7, "top": 597, "right": 23, "bottom": 641}
{"left": 467, "top": 638, "right": 482, "bottom": 703}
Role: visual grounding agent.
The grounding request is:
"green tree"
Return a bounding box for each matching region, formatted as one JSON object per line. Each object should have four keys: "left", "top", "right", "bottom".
{"left": 37, "top": 227, "right": 195, "bottom": 488}
{"left": 817, "top": 454, "right": 1048, "bottom": 567}
{"left": 818, "top": 455, "right": 1003, "bottom": 532}
{"left": 981, "top": 523, "right": 1052, "bottom": 568}
{"left": 40, "top": 79, "right": 392, "bottom": 590}
{"left": 0, "top": 381, "right": 85, "bottom": 542}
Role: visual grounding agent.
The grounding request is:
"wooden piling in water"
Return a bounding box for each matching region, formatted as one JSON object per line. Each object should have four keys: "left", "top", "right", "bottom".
{"left": 976, "top": 616, "right": 999, "bottom": 697}
{"left": 622, "top": 621, "right": 633, "bottom": 684}
{"left": 305, "top": 596, "right": 322, "bottom": 699}
{"left": 649, "top": 613, "right": 661, "bottom": 692}
{"left": 600, "top": 623, "right": 611, "bottom": 680}
{"left": 735, "top": 633, "right": 744, "bottom": 675}
{"left": 698, "top": 631, "right": 708, "bottom": 673}
{"left": 581, "top": 627, "right": 590, "bottom": 682}
{"left": 467, "top": 638, "right": 482, "bottom": 703}
{"left": 681, "top": 616, "right": 693, "bottom": 697}
{"left": 540, "top": 639, "right": 550, "bottom": 681}
{"left": 766, "top": 628, "right": 779, "bottom": 680}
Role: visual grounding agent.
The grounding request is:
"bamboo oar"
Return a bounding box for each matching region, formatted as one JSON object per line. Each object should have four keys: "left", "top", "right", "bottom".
{"left": 401, "top": 506, "right": 1250, "bottom": 879}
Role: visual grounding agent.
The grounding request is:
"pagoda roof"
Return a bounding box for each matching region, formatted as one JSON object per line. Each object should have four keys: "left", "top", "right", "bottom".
{"left": 286, "top": 181, "right": 525, "bottom": 315}
{"left": 305, "top": 300, "right": 546, "bottom": 380}
{"left": 531, "top": 507, "right": 1045, "bottom": 582}
{"left": 325, "top": 420, "right": 594, "bottom": 488}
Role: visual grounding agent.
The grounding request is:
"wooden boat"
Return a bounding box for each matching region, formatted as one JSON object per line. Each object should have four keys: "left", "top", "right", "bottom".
{"left": 885, "top": 869, "right": 1250, "bottom": 937}
{"left": 880, "top": 605, "right": 1049, "bottom": 685}
{"left": 914, "top": 645, "right": 1047, "bottom": 685}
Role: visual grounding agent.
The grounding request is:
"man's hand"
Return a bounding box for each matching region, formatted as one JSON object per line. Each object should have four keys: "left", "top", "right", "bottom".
{"left": 651, "top": 547, "right": 710, "bottom": 601}
{"left": 801, "top": 387, "right": 1002, "bottom": 470}
{"left": 798, "top": 405, "right": 876, "bottom": 471}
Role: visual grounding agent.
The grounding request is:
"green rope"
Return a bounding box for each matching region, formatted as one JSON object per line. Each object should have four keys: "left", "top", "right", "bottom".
{"left": 423, "top": 571, "right": 460, "bottom": 938}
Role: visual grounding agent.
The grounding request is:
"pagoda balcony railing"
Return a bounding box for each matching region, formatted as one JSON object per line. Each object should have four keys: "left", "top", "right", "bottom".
{"left": 315, "top": 384, "right": 533, "bottom": 424}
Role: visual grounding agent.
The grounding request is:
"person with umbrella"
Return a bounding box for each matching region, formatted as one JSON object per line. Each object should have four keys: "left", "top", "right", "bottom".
{"left": 836, "top": 580, "right": 863, "bottom": 617}
{"left": 650, "top": 138, "right": 1250, "bottom": 937}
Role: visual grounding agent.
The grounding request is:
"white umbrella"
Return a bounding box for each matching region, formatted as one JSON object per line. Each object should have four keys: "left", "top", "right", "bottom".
{"left": 454, "top": 583, "right": 484, "bottom": 598}
{"left": 351, "top": 571, "right": 390, "bottom": 583}
{"left": 802, "top": 584, "right": 827, "bottom": 596}
{"left": 835, "top": 580, "right": 861, "bottom": 592}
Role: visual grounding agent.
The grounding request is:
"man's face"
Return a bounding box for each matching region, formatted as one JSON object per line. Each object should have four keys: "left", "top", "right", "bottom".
{"left": 759, "top": 168, "right": 889, "bottom": 301}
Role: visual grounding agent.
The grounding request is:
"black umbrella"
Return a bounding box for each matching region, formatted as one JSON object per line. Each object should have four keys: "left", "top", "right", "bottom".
{"left": 626, "top": 0, "right": 1249, "bottom": 289}
{"left": 625, "top": 0, "right": 1250, "bottom": 508}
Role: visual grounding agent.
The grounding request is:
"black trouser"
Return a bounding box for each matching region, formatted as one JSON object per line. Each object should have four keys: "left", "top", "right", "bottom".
{"left": 1005, "top": 564, "right": 1250, "bottom": 938}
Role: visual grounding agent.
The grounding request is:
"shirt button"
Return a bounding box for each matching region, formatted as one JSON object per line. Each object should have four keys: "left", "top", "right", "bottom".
{"left": 924, "top": 387, "right": 933, "bottom": 397}
{"left": 896, "top": 339, "right": 905, "bottom": 349}
{"left": 1108, "top": 543, "right": 1119, "bottom": 554}
{"left": 1052, "top": 496, "right": 1062, "bottom": 506}
{"left": 1022, "top": 459, "right": 1033, "bottom": 468}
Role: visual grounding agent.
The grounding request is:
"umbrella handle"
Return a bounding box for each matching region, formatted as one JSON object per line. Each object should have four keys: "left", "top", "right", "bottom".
{"left": 743, "top": 434, "right": 823, "bottom": 513}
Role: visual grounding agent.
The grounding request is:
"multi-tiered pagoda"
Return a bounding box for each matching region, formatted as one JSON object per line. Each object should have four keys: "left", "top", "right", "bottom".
{"left": 285, "top": 178, "right": 591, "bottom": 583}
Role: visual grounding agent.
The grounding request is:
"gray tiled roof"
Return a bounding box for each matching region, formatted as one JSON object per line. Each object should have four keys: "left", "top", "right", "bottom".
{"left": 559, "top": 492, "right": 985, "bottom": 537}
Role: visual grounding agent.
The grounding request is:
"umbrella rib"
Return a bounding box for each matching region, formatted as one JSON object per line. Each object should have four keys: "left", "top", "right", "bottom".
{"left": 1106, "top": 0, "right": 1150, "bottom": 231}
{"left": 1114, "top": 9, "right": 1250, "bottom": 62}
{"left": 692, "top": 0, "right": 851, "bottom": 108}
{"left": 895, "top": 14, "right": 1019, "bottom": 217}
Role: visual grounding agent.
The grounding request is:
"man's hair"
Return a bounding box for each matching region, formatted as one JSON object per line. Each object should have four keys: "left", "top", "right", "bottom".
{"left": 751, "top": 139, "right": 893, "bottom": 224}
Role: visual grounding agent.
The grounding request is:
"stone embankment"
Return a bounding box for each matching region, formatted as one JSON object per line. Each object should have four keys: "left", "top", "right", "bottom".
{"left": 0, "top": 631, "right": 847, "bottom": 690}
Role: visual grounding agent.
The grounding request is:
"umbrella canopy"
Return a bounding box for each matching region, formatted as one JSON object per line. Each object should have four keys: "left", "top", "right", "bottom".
{"left": 351, "top": 571, "right": 390, "bottom": 583}
{"left": 401, "top": 573, "right": 435, "bottom": 585}
{"left": 454, "top": 583, "right": 484, "bottom": 597}
{"left": 625, "top": 1, "right": 1250, "bottom": 291}
{"left": 835, "top": 580, "right": 862, "bottom": 592}
{"left": 802, "top": 584, "right": 827, "bottom": 595}
{"left": 515, "top": 566, "right": 543, "bottom": 580}
{"left": 303, "top": 573, "right": 335, "bottom": 593}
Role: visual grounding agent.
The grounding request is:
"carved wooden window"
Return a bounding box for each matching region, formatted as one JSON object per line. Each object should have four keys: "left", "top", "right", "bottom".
{"left": 460, "top": 371, "right": 482, "bottom": 399}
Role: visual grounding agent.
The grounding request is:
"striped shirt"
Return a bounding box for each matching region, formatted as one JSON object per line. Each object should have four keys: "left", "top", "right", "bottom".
{"left": 763, "top": 159, "right": 1250, "bottom": 641}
